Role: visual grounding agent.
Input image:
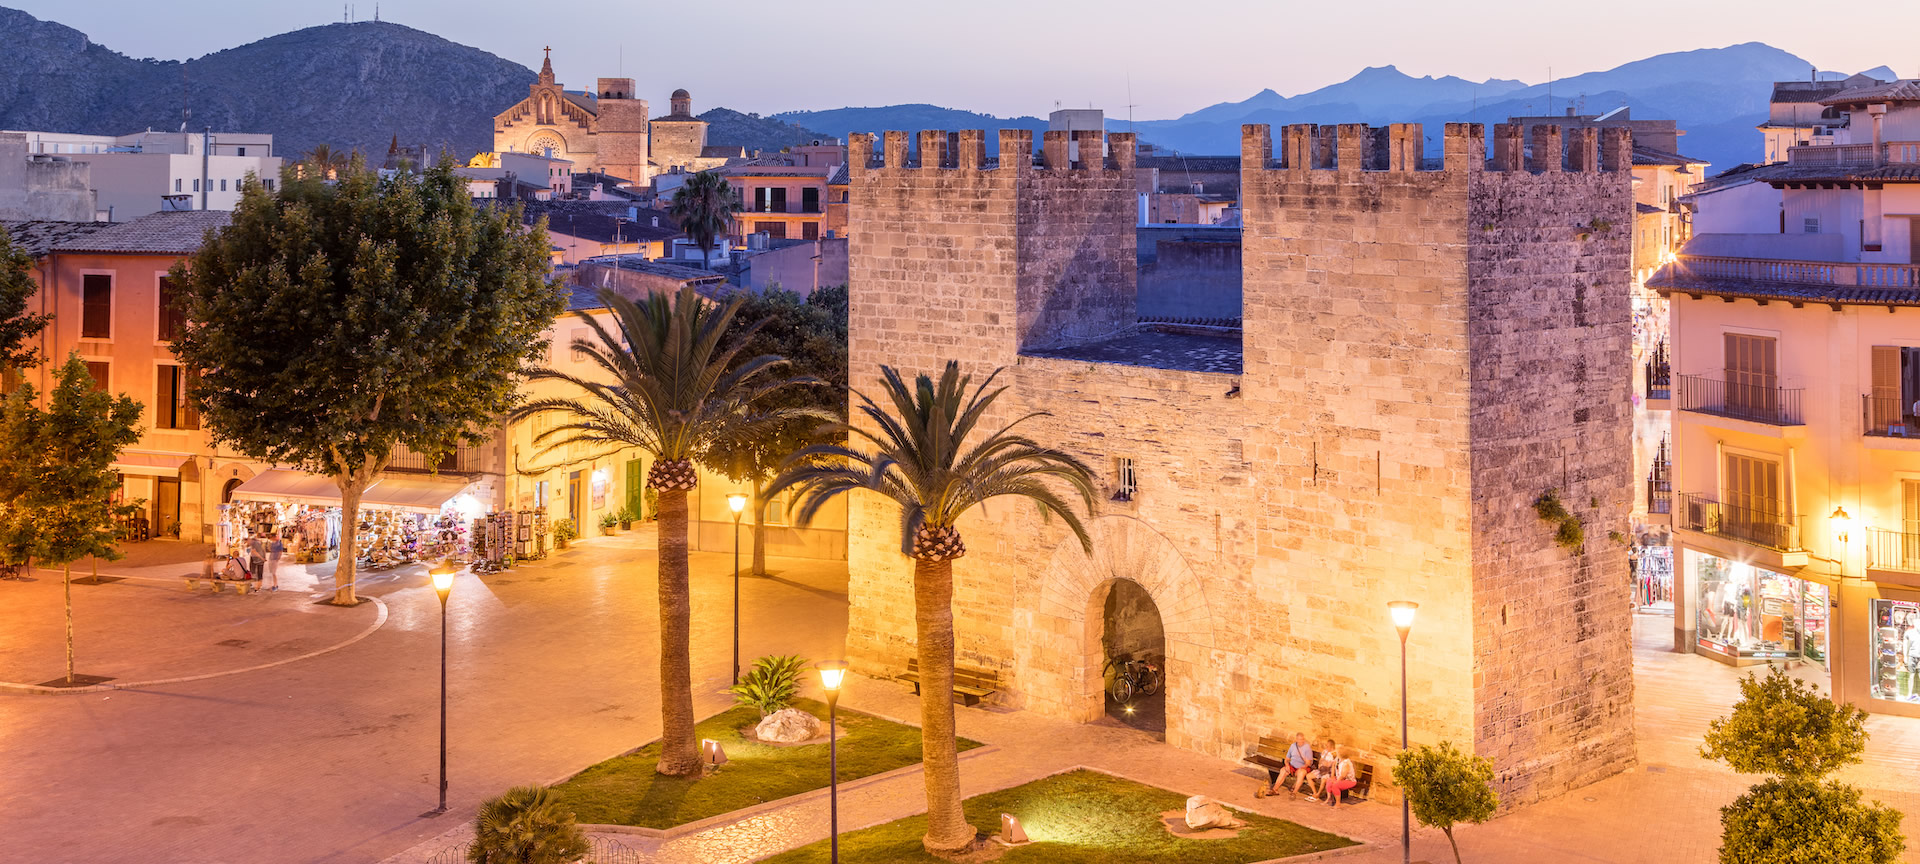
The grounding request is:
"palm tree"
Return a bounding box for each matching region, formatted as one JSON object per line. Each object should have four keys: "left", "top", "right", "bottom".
{"left": 467, "top": 785, "right": 589, "bottom": 864}
{"left": 667, "top": 171, "right": 741, "bottom": 264}
{"left": 512, "top": 283, "right": 820, "bottom": 776}
{"left": 770, "top": 361, "right": 1097, "bottom": 853}
{"left": 303, "top": 143, "right": 350, "bottom": 180}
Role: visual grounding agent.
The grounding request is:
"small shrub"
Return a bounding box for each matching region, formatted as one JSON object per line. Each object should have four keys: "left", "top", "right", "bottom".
{"left": 1702, "top": 666, "right": 1866, "bottom": 779}
{"left": 1533, "top": 489, "right": 1585, "bottom": 554}
{"left": 468, "top": 785, "right": 590, "bottom": 864}
{"left": 643, "top": 488, "right": 658, "bottom": 521}
{"left": 1718, "top": 778, "right": 1905, "bottom": 864}
{"left": 616, "top": 506, "right": 636, "bottom": 525}
{"left": 552, "top": 518, "right": 576, "bottom": 544}
{"left": 1395, "top": 741, "right": 1498, "bottom": 864}
{"left": 599, "top": 512, "right": 618, "bottom": 531}
{"left": 731, "top": 654, "right": 808, "bottom": 717}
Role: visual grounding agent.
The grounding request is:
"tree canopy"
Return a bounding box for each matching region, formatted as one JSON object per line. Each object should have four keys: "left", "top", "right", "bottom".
{"left": 1701, "top": 667, "right": 1867, "bottom": 780}
{"left": 666, "top": 171, "right": 740, "bottom": 257}
{"left": 0, "top": 229, "right": 54, "bottom": 369}
{"left": 1394, "top": 741, "right": 1499, "bottom": 864}
{"left": 1718, "top": 778, "right": 1905, "bottom": 864}
{"left": 170, "top": 158, "right": 563, "bottom": 602}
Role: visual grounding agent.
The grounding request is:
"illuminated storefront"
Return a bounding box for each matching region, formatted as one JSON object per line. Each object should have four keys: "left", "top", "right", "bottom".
{"left": 1690, "top": 550, "right": 1829, "bottom": 667}
{"left": 1871, "top": 599, "right": 1920, "bottom": 704}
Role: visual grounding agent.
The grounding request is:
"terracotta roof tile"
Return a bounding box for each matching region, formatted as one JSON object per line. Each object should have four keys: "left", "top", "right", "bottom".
{"left": 49, "top": 211, "right": 230, "bottom": 255}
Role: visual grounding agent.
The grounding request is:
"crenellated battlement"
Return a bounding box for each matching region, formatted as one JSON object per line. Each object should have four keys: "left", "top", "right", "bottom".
{"left": 848, "top": 130, "right": 1138, "bottom": 174}
{"left": 1240, "top": 122, "right": 1632, "bottom": 174}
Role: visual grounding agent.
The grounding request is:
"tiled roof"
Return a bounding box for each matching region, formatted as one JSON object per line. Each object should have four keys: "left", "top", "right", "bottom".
{"left": 538, "top": 211, "right": 682, "bottom": 245}
{"left": 1823, "top": 80, "right": 1920, "bottom": 106}
{"left": 1632, "top": 144, "right": 1708, "bottom": 167}
{"left": 1649, "top": 269, "right": 1920, "bottom": 309}
{"left": 1, "top": 220, "right": 110, "bottom": 257}
{"left": 1770, "top": 82, "right": 1850, "bottom": 104}
{"left": 1635, "top": 202, "right": 1667, "bottom": 215}
{"left": 50, "top": 211, "right": 230, "bottom": 255}
{"left": 1693, "top": 161, "right": 1920, "bottom": 187}
{"left": 827, "top": 164, "right": 849, "bottom": 185}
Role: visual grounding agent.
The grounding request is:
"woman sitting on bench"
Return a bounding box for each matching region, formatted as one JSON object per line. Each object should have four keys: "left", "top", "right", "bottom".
{"left": 1303, "top": 738, "right": 1338, "bottom": 800}
{"left": 1321, "top": 747, "right": 1358, "bottom": 806}
{"left": 204, "top": 553, "right": 249, "bottom": 581}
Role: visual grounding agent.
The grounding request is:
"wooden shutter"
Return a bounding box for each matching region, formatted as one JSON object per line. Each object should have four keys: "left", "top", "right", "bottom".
{"left": 1905, "top": 480, "right": 1920, "bottom": 536}
{"left": 1872, "top": 346, "right": 1903, "bottom": 429}
{"left": 1723, "top": 453, "right": 1781, "bottom": 517}
{"left": 1910, "top": 217, "right": 1920, "bottom": 265}
{"left": 155, "top": 366, "right": 175, "bottom": 428}
{"left": 1725, "top": 333, "right": 1778, "bottom": 417}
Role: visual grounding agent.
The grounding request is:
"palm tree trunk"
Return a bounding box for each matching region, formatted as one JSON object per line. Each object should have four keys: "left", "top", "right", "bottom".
{"left": 914, "top": 555, "right": 975, "bottom": 853}
{"left": 654, "top": 486, "right": 700, "bottom": 776}
{"left": 333, "top": 480, "right": 364, "bottom": 606}
{"left": 64, "top": 562, "right": 74, "bottom": 683}
{"left": 750, "top": 475, "right": 767, "bottom": 577}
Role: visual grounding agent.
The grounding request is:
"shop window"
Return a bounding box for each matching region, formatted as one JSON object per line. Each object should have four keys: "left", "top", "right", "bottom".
{"left": 155, "top": 365, "right": 200, "bottom": 430}
{"left": 157, "top": 276, "right": 185, "bottom": 342}
{"left": 1870, "top": 599, "right": 1920, "bottom": 703}
{"left": 81, "top": 274, "right": 112, "bottom": 338}
{"left": 1693, "top": 551, "right": 1828, "bottom": 667}
{"left": 84, "top": 361, "right": 109, "bottom": 392}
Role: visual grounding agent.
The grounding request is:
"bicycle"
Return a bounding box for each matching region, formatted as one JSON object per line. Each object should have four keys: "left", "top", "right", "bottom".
{"left": 1103, "top": 654, "right": 1164, "bottom": 704}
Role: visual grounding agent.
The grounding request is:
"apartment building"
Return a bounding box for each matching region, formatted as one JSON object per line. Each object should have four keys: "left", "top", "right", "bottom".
{"left": 4, "top": 129, "right": 281, "bottom": 221}
{"left": 1649, "top": 78, "right": 1920, "bottom": 716}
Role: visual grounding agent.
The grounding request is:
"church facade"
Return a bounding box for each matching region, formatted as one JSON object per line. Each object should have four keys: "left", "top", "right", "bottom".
{"left": 492, "top": 50, "right": 710, "bottom": 186}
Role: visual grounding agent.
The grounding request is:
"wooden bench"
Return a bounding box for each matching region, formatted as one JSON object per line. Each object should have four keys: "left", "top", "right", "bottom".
{"left": 1338, "top": 762, "right": 1377, "bottom": 804}
{"left": 897, "top": 657, "right": 1000, "bottom": 706}
{"left": 183, "top": 576, "right": 254, "bottom": 595}
{"left": 1244, "top": 735, "right": 1296, "bottom": 786}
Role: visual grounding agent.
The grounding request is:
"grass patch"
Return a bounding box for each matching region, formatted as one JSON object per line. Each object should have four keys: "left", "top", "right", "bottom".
{"left": 760, "top": 769, "right": 1355, "bottom": 864}
{"left": 553, "top": 698, "right": 983, "bottom": 829}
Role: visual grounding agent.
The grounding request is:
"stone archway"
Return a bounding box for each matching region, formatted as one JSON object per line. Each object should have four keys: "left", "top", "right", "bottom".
{"left": 1013, "top": 515, "right": 1214, "bottom": 748}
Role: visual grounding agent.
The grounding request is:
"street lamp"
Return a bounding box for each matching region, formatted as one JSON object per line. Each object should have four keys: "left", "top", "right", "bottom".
{"left": 1387, "top": 600, "right": 1418, "bottom": 864}
{"left": 817, "top": 660, "right": 849, "bottom": 864}
{"left": 425, "top": 560, "right": 458, "bottom": 817}
{"left": 727, "top": 492, "right": 749, "bottom": 685}
{"left": 1831, "top": 505, "right": 1852, "bottom": 545}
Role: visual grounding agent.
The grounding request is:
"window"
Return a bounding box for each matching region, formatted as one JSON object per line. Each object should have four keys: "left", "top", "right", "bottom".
{"left": 154, "top": 365, "right": 199, "bottom": 430}
{"left": 1724, "top": 333, "right": 1778, "bottom": 418}
{"left": 802, "top": 221, "right": 819, "bottom": 241}
{"left": 84, "top": 361, "right": 109, "bottom": 392}
{"left": 237, "top": 147, "right": 246, "bottom": 156}
{"left": 263, "top": 178, "right": 275, "bottom": 192}
{"left": 1803, "top": 216, "right": 1820, "bottom": 234}
{"left": 754, "top": 221, "right": 786, "bottom": 240}
{"left": 81, "top": 274, "right": 111, "bottom": 338}
{"left": 1113, "top": 457, "right": 1138, "bottom": 502}
{"left": 1, "top": 365, "right": 19, "bottom": 394}
{"left": 763, "top": 491, "right": 789, "bottom": 526}
{"left": 1721, "top": 453, "right": 1781, "bottom": 518}
{"left": 174, "top": 178, "right": 182, "bottom": 192}
{"left": 192, "top": 179, "right": 199, "bottom": 192}
{"left": 157, "top": 276, "right": 184, "bottom": 342}
{"left": 1869, "top": 598, "right": 1920, "bottom": 701}
{"left": 802, "top": 187, "right": 820, "bottom": 213}
{"left": 220, "top": 179, "right": 227, "bottom": 191}
{"left": 569, "top": 327, "right": 590, "bottom": 362}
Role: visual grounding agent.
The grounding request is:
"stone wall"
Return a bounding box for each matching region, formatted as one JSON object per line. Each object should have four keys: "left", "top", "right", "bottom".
{"left": 650, "top": 121, "right": 707, "bottom": 172}
{"left": 592, "top": 96, "right": 650, "bottom": 184}
{"left": 1465, "top": 124, "right": 1638, "bottom": 806}
{"left": 0, "top": 133, "right": 94, "bottom": 221}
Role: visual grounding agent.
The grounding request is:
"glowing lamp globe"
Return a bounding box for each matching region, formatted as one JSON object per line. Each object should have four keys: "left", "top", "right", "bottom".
{"left": 817, "top": 660, "right": 849, "bottom": 692}
{"left": 1388, "top": 600, "right": 1419, "bottom": 634}
{"left": 727, "top": 492, "right": 749, "bottom": 515}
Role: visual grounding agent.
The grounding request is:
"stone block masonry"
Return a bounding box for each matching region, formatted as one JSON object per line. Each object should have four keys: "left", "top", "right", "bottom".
{"left": 842, "top": 122, "right": 1635, "bottom": 809}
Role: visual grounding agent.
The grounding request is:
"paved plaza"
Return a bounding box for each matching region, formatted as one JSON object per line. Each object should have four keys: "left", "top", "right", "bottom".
{"left": 2, "top": 536, "right": 1916, "bottom": 864}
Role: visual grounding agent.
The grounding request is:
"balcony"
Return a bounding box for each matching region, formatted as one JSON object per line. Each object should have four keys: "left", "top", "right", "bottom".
{"left": 1676, "top": 493, "right": 1804, "bottom": 558}
{"left": 387, "top": 443, "right": 484, "bottom": 474}
{"left": 1863, "top": 394, "right": 1919, "bottom": 438}
{"left": 1677, "top": 374, "right": 1804, "bottom": 426}
{"left": 1643, "top": 340, "right": 1671, "bottom": 402}
{"left": 1661, "top": 255, "right": 1920, "bottom": 290}
{"left": 1646, "top": 435, "right": 1671, "bottom": 517}
{"left": 1785, "top": 141, "right": 1920, "bottom": 168}
{"left": 1868, "top": 527, "right": 1920, "bottom": 579}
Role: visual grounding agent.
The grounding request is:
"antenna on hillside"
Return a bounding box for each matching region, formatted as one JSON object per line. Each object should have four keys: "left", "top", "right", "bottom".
{"left": 1546, "top": 66, "right": 1553, "bottom": 115}
{"left": 181, "top": 65, "right": 190, "bottom": 132}
{"left": 375, "top": 3, "right": 380, "bottom": 21}
{"left": 1125, "top": 73, "right": 1136, "bottom": 134}
{"left": 342, "top": 4, "right": 347, "bottom": 23}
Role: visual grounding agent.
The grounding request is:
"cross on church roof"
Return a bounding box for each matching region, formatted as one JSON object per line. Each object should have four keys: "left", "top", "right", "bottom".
{"left": 544, "top": 46, "right": 551, "bottom": 58}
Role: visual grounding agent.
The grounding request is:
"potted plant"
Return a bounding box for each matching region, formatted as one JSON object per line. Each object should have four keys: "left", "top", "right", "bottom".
{"left": 616, "top": 506, "right": 635, "bottom": 531}
{"left": 552, "top": 518, "right": 575, "bottom": 549}
{"left": 599, "top": 512, "right": 618, "bottom": 535}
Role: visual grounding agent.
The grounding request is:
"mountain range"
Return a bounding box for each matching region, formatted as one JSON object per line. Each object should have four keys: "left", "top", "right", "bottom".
{"left": 0, "top": 6, "right": 1902, "bottom": 177}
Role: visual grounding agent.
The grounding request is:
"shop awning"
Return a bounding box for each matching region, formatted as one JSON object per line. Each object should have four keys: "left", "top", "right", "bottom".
{"left": 229, "top": 469, "right": 346, "bottom": 507}
{"left": 360, "top": 475, "right": 473, "bottom": 515}
{"left": 110, "top": 451, "right": 191, "bottom": 477}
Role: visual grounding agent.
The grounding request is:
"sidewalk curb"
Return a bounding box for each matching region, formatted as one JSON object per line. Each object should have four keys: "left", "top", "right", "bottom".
{"left": 0, "top": 596, "right": 389, "bottom": 695}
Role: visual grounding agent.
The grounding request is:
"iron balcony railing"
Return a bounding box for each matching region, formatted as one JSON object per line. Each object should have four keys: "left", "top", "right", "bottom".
{"left": 1677, "top": 374, "right": 1804, "bottom": 426}
{"left": 1868, "top": 527, "right": 1920, "bottom": 574}
{"left": 1863, "top": 394, "right": 1916, "bottom": 437}
{"left": 1647, "top": 435, "right": 1671, "bottom": 515}
{"left": 1660, "top": 255, "right": 1920, "bottom": 289}
{"left": 387, "top": 443, "right": 483, "bottom": 474}
{"left": 1644, "top": 340, "right": 1671, "bottom": 400}
{"left": 1677, "top": 493, "right": 1803, "bottom": 552}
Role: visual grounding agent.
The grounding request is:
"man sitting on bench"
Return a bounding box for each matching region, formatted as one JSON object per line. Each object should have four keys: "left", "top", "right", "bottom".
{"left": 1256, "top": 732, "right": 1315, "bottom": 798}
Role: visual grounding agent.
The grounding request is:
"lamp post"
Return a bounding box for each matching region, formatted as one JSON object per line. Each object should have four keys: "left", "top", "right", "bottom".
{"left": 425, "top": 560, "right": 457, "bottom": 817}
{"left": 1388, "top": 600, "right": 1418, "bottom": 864}
{"left": 727, "top": 492, "right": 749, "bottom": 685}
{"left": 816, "top": 660, "right": 849, "bottom": 864}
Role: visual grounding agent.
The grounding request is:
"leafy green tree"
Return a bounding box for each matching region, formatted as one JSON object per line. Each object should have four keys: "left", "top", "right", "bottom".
{"left": 170, "top": 159, "right": 562, "bottom": 605}
{"left": 1718, "top": 778, "right": 1905, "bottom": 864}
{"left": 707, "top": 285, "right": 848, "bottom": 575}
{"left": 0, "top": 354, "right": 143, "bottom": 683}
{"left": 512, "top": 284, "right": 821, "bottom": 776}
{"left": 0, "top": 229, "right": 54, "bottom": 370}
{"left": 1702, "top": 667, "right": 1867, "bottom": 779}
{"left": 769, "top": 361, "right": 1097, "bottom": 853}
{"left": 1395, "top": 741, "right": 1499, "bottom": 864}
{"left": 467, "top": 785, "right": 591, "bottom": 864}
{"left": 666, "top": 171, "right": 741, "bottom": 262}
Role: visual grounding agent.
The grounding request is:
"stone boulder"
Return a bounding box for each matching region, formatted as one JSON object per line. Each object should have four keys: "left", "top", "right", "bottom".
{"left": 754, "top": 707, "right": 822, "bottom": 744}
{"left": 1184, "top": 795, "right": 1246, "bottom": 831}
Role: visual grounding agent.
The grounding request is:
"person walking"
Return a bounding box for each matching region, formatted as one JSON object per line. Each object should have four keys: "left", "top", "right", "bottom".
{"left": 248, "top": 532, "right": 267, "bottom": 582}
{"left": 266, "top": 534, "right": 285, "bottom": 591}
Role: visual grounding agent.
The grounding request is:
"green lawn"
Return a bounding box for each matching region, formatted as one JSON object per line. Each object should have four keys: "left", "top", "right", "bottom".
{"left": 553, "top": 699, "right": 983, "bottom": 829}
{"left": 759, "top": 769, "right": 1356, "bottom": 864}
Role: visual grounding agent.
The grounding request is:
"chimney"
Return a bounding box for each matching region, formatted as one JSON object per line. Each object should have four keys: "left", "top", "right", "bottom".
{"left": 1869, "top": 103, "right": 1888, "bottom": 167}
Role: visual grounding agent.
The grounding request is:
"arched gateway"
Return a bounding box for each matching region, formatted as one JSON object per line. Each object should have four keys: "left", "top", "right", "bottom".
{"left": 1012, "top": 516, "right": 1216, "bottom": 748}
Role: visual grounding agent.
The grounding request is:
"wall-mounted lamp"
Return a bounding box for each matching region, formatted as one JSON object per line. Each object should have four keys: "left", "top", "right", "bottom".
{"left": 1831, "top": 505, "right": 1851, "bottom": 545}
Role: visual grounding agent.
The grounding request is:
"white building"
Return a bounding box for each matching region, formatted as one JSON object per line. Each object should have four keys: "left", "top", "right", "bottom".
{"left": 1, "top": 129, "right": 281, "bottom": 221}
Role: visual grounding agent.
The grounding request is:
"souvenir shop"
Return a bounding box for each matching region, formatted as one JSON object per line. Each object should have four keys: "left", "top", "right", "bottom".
{"left": 1690, "top": 549, "right": 1829, "bottom": 668}
{"left": 1872, "top": 597, "right": 1920, "bottom": 705}
{"left": 224, "top": 470, "right": 488, "bottom": 570}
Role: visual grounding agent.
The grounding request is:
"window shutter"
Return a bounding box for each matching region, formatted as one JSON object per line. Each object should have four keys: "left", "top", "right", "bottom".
{"left": 1872, "top": 346, "right": 1902, "bottom": 429}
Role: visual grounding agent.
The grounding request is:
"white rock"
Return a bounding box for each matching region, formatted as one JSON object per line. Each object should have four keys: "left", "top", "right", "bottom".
{"left": 754, "top": 707, "right": 822, "bottom": 743}
{"left": 1184, "top": 795, "right": 1246, "bottom": 831}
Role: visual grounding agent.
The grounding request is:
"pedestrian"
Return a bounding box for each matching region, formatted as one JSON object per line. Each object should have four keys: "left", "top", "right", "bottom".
{"left": 266, "top": 534, "right": 285, "bottom": 591}
{"left": 248, "top": 532, "right": 267, "bottom": 582}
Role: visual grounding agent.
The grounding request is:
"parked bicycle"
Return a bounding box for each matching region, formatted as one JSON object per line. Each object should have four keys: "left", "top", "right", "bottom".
{"left": 1103, "top": 653, "right": 1163, "bottom": 704}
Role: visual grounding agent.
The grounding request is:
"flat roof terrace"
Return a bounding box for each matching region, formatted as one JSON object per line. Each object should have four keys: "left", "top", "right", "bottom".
{"left": 1022, "top": 326, "right": 1242, "bottom": 375}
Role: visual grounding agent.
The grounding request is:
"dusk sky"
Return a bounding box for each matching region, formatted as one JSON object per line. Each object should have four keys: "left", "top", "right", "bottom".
{"left": 15, "top": 0, "right": 1918, "bottom": 119}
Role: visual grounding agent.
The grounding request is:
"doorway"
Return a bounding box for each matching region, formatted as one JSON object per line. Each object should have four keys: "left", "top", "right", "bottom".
{"left": 221, "top": 477, "right": 242, "bottom": 504}
{"left": 154, "top": 477, "right": 181, "bottom": 538}
{"left": 1098, "top": 578, "right": 1166, "bottom": 733}
{"left": 568, "top": 470, "right": 584, "bottom": 525}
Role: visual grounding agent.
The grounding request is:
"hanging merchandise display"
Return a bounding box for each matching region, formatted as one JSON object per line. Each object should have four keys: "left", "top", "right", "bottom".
{"left": 1871, "top": 599, "right": 1920, "bottom": 703}
{"left": 1692, "top": 551, "right": 1828, "bottom": 667}
{"left": 1634, "top": 544, "right": 1673, "bottom": 611}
